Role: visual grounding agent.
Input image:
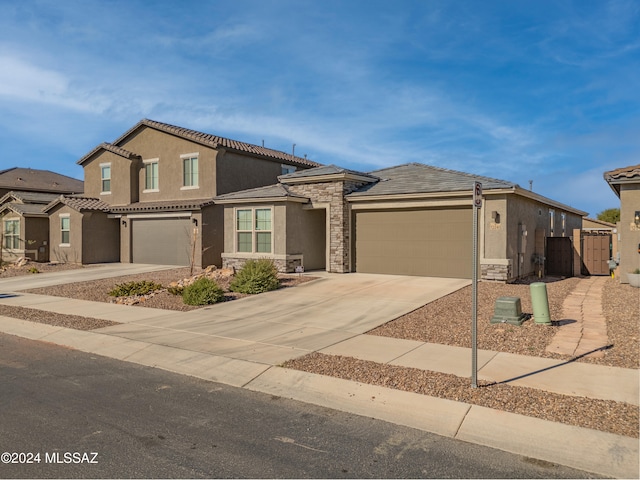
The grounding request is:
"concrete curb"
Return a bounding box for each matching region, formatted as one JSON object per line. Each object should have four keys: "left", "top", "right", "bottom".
{"left": 1, "top": 319, "right": 637, "bottom": 478}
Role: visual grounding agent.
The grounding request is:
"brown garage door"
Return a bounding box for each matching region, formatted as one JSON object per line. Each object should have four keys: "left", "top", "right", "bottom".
{"left": 355, "top": 208, "right": 472, "bottom": 278}
{"left": 132, "top": 217, "right": 192, "bottom": 266}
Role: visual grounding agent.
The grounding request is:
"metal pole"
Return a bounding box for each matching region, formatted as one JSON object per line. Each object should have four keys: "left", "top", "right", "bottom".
{"left": 471, "top": 202, "right": 478, "bottom": 388}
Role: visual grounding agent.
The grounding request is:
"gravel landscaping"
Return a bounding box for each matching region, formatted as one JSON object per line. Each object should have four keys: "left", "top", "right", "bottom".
{"left": 5, "top": 266, "right": 638, "bottom": 438}
{"left": 0, "top": 304, "right": 118, "bottom": 330}
{"left": 0, "top": 261, "right": 84, "bottom": 278}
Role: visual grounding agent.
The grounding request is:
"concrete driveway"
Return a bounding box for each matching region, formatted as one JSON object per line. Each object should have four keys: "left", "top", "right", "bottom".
{"left": 95, "top": 272, "right": 470, "bottom": 365}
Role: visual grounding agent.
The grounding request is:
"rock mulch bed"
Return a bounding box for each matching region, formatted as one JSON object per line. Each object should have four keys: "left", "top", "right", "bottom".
{"left": 0, "top": 260, "right": 83, "bottom": 278}
{"left": 0, "top": 304, "right": 118, "bottom": 330}
{"left": 283, "top": 353, "right": 639, "bottom": 438}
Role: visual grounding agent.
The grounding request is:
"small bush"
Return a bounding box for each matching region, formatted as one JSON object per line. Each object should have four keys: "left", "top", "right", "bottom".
{"left": 28, "top": 267, "right": 40, "bottom": 274}
{"left": 182, "top": 277, "right": 225, "bottom": 306}
{"left": 167, "top": 285, "right": 184, "bottom": 296}
{"left": 229, "top": 259, "right": 280, "bottom": 294}
{"left": 108, "top": 280, "right": 163, "bottom": 297}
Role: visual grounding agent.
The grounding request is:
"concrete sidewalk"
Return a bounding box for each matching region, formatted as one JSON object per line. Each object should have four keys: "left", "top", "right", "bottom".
{"left": 0, "top": 266, "right": 637, "bottom": 477}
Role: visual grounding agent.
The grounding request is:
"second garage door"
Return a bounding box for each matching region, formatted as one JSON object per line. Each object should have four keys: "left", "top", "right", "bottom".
{"left": 354, "top": 207, "right": 472, "bottom": 278}
{"left": 132, "top": 217, "right": 192, "bottom": 266}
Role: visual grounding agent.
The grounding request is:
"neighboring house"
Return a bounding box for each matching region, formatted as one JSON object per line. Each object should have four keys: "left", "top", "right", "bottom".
{"left": 53, "top": 119, "right": 320, "bottom": 266}
{"left": 604, "top": 164, "right": 640, "bottom": 283}
{"left": 0, "top": 168, "right": 83, "bottom": 263}
{"left": 217, "top": 163, "right": 586, "bottom": 281}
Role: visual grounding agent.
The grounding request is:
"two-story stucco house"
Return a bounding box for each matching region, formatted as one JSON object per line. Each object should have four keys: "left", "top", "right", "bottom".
{"left": 44, "top": 119, "right": 320, "bottom": 267}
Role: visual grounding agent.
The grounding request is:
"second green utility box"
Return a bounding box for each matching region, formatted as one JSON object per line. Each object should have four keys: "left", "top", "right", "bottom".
{"left": 491, "top": 297, "right": 526, "bottom": 326}
{"left": 530, "top": 282, "right": 551, "bottom": 325}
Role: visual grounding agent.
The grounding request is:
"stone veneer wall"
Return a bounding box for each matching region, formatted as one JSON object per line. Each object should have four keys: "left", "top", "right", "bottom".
{"left": 286, "top": 180, "right": 367, "bottom": 273}
{"left": 481, "top": 262, "right": 512, "bottom": 282}
{"left": 223, "top": 256, "right": 302, "bottom": 273}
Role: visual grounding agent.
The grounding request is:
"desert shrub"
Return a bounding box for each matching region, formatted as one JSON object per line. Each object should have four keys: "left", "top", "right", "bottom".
{"left": 229, "top": 259, "right": 279, "bottom": 294}
{"left": 167, "top": 285, "right": 184, "bottom": 296}
{"left": 182, "top": 277, "right": 225, "bottom": 306}
{"left": 108, "top": 280, "right": 163, "bottom": 297}
{"left": 28, "top": 267, "right": 40, "bottom": 274}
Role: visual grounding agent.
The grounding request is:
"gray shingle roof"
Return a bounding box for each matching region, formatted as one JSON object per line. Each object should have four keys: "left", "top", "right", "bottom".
{"left": 215, "top": 184, "right": 309, "bottom": 201}
{"left": 348, "top": 163, "right": 516, "bottom": 197}
{"left": 279, "top": 164, "right": 378, "bottom": 181}
{"left": 108, "top": 119, "right": 322, "bottom": 169}
{"left": 0, "top": 168, "right": 83, "bottom": 194}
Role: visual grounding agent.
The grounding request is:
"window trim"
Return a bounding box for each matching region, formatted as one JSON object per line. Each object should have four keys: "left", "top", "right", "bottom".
{"left": 100, "top": 162, "right": 111, "bottom": 195}
{"left": 234, "top": 207, "right": 273, "bottom": 254}
{"left": 549, "top": 208, "right": 555, "bottom": 237}
{"left": 143, "top": 158, "right": 160, "bottom": 193}
{"left": 59, "top": 213, "right": 71, "bottom": 247}
{"left": 3, "top": 218, "right": 20, "bottom": 250}
{"left": 180, "top": 152, "right": 199, "bottom": 190}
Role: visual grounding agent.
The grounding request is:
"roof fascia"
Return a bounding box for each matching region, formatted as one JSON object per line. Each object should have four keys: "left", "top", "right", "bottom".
{"left": 215, "top": 196, "right": 309, "bottom": 205}
{"left": 281, "top": 173, "right": 377, "bottom": 184}
{"left": 512, "top": 187, "right": 587, "bottom": 216}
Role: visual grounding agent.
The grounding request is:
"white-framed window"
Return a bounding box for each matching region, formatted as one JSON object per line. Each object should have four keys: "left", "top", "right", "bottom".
{"left": 3, "top": 219, "right": 20, "bottom": 249}
{"left": 549, "top": 209, "right": 555, "bottom": 237}
{"left": 235, "top": 207, "right": 272, "bottom": 253}
{"left": 561, "top": 212, "right": 566, "bottom": 237}
{"left": 181, "top": 153, "right": 199, "bottom": 188}
{"left": 60, "top": 214, "right": 70, "bottom": 246}
{"left": 100, "top": 163, "right": 111, "bottom": 194}
{"left": 281, "top": 164, "right": 296, "bottom": 175}
{"left": 144, "top": 158, "right": 159, "bottom": 191}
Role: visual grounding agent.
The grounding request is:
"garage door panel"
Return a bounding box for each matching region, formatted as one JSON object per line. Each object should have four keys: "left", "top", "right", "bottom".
{"left": 355, "top": 208, "right": 472, "bottom": 278}
{"left": 132, "top": 218, "right": 192, "bottom": 266}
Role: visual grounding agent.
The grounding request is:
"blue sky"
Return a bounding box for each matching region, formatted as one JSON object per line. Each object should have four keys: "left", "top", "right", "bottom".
{"left": 1, "top": 0, "right": 638, "bottom": 217}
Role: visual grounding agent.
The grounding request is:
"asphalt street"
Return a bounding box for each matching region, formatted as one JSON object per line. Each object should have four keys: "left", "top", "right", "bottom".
{"left": 0, "top": 333, "right": 598, "bottom": 479}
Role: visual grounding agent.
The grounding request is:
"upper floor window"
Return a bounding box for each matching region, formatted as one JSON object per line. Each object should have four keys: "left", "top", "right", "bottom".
{"left": 100, "top": 163, "right": 111, "bottom": 194}
{"left": 181, "top": 153, "right": 199, "bottom": 188}
{"left": 549, "top": 209, "right": 555, "bottom": 237}
{"left": 144, "top": 159, "right": 159, "bottom": 191}
{"left": 3, "top": 219, "right": 19, "bottom": 249}
{"left": 281, "top": 164, "right": 296, "bottom": 175}
{"left": 60, "top": 215, "right": 70, "bottom": 246}
{"left": 236, "top": 208, "right": 272, "bottom": 253}
{"left": 561, "top": 213, "right": 566, "bottom": 236}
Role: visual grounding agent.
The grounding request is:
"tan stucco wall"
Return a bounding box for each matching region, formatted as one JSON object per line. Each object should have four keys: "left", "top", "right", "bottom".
{"left": 24, "top": 217, "right": 50, "bottom": 262}
{"left": 83, "top": 151, "right": 139, "bottom": 206}
{"left": 49, "top": 204, "right": 83, "bottom": 264}
{"left": 618, "top": 183, "right": 640, "bottom": 282}
{"left": 483, "top": 196, "right": 508, "bottom": 259}
{"left": 505, "top": 195, "right": 583, "bottom": 278}
{"left": 81, "top": 212, "right": 120, "bottom": 264}
{"left": 286, "top": 204, "right": 326, "bottom": 270}
{"left": 121, "top": 127, "right": 218, "bottom": 200}
{"left": 216, "top": 151, "right": 291, "bottom": 196}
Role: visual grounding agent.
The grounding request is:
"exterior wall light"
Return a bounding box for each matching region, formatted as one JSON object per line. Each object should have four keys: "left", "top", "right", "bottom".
{"left": 635, "top": 211, "right": 640, "bottom": 226}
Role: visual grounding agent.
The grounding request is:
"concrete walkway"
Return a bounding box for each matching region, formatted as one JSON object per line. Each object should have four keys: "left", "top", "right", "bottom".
{"left": 0, "top": 266, "right": 637, "bottom": 478}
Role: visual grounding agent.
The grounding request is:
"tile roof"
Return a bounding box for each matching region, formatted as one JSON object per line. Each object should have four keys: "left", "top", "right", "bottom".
{"left": 279, "top": 164, "right": 378, "bottom": 181}
{"left": 0, "top": 167, "right": 83, "bottom": 194}
{"left": 603, "top": 164, "right": 640, "bottom": 196}
{"left": 44, "top": 195, "right": 112, "bottom": 213}
{"left": 0, "top": 202, "right": 48, "bottom": 216}
{"left": 215, "top": 184, "right": 309, "bottom": 201}
{"left": 77, "top": 143, "right": 141, "bottom": 165}
{"left": 348, "top": 163, "right": 515, "bottom": 197}
{"left": 111, "top": 119, "right": 322, "bottom": 169}
{"left": 0, "top": 190, "right": 61, "bottom": 205}
{"left": 109, "top": 198, "right": 216, "bottom": 213}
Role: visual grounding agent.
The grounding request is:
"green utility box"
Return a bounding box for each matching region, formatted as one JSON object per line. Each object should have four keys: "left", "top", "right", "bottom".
{"left": 490, "top": 296, "right": 527, "bottom": 326}
{"left": 530, "top": 282, "right": 551, "bottom": 325}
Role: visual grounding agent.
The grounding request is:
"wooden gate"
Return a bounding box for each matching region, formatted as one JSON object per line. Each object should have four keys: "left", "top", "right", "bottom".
{"left": 582, "top": 233, "right": 611, "bottom": 275}
{"left": 546, "top": 237, "right": 573, "bottom": 277}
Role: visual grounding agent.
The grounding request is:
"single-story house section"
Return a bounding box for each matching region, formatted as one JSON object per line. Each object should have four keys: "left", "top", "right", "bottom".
{"left": 0, "top": 191, "right": 60, "bottom": 262}
{"left": 604, "top": 164, "right": 640, "bottom": 283}
{"left": 70, "top": 119, "right": 319, "bottom": 268}
{"left": 217, "top": 163, "right": 586, "bottom": 281}
{"left": 43, "top": 195, "right": 118, "bottom": 265}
